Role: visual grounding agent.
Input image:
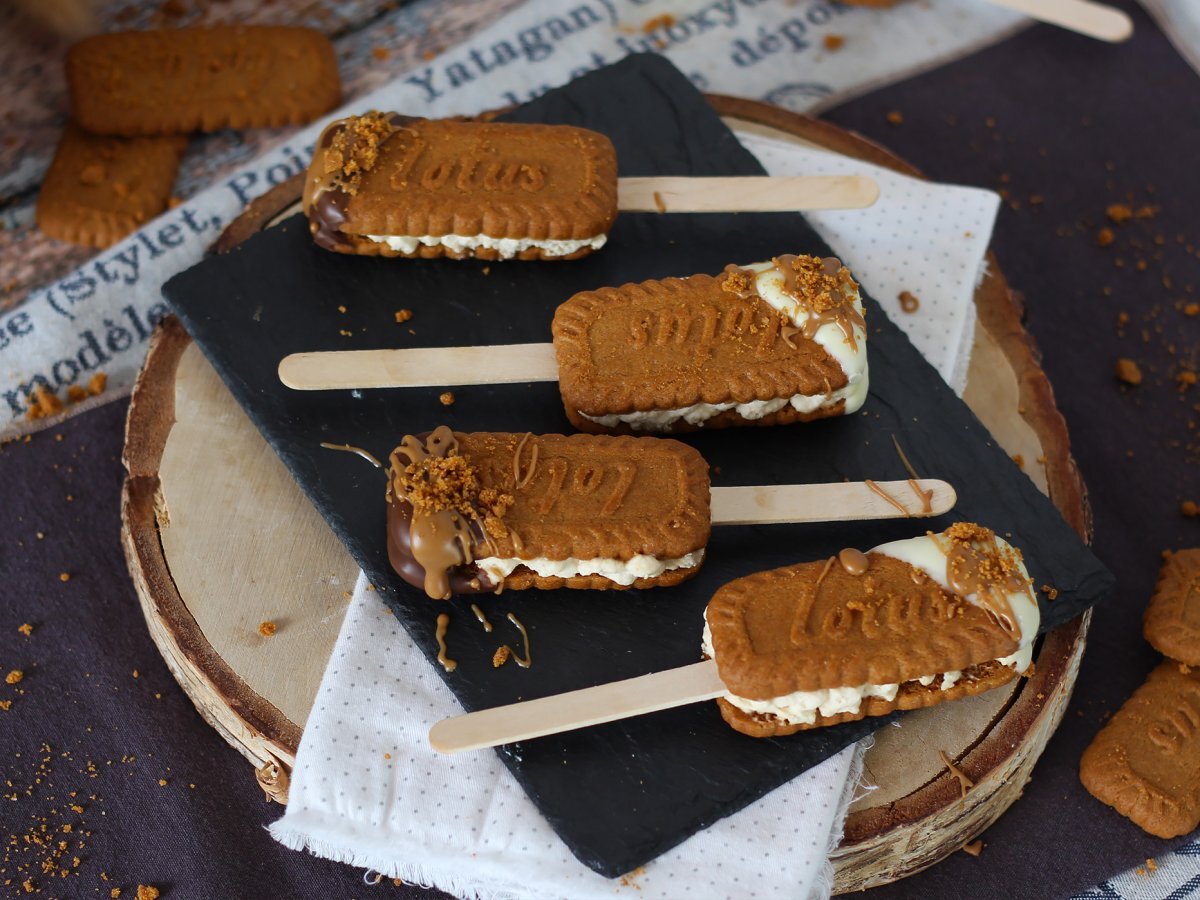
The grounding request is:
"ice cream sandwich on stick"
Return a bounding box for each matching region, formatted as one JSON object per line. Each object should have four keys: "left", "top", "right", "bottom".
{"left": 281, "top": 254, "right": 869, "bottom": 433}
{"left": 428, "top": 524, "right": 1039, "bottom": 752}
{"left": 303, "top": 114, "right": 879, "bottom": 259}
{"left": 386, "top": 426, "right": 954, "bottom": 600}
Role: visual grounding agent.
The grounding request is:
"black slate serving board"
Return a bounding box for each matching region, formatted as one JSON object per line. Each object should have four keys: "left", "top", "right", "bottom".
{"left": 163, "top": 55, "right": 1114, "bottom": 877}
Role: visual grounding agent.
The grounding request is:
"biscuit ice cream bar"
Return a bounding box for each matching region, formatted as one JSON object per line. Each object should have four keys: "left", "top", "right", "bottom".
{"left": 554, "top": 254, "right": 868, "bottom": 432}
{"left": 705, "top": 523, "right": 1040, "bottom": 737}
{"left": 303, "top": 113, "right": 618, "bottom": 260}
{"left": 387, "top": 427, "right": 710, "bottom": 600}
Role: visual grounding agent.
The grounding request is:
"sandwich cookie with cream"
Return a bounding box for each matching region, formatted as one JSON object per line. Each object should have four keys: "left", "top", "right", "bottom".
{"left": 384, "top": 426, "right": 953, "bottom": 600}
{"left": 281, "top": 254, "right": 870, "bottom": 433}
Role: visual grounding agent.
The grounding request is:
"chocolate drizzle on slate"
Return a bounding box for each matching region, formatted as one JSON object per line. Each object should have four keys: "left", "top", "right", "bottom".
{"left": 163, "top": 54, "right": 1114, "bottom": 879}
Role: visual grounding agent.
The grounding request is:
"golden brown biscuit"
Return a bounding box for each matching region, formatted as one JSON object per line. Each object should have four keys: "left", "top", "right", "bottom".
{"left": 66, "top": 27, "right": 341, "bottom": 136}
{"left": 553, "top": 256, "right": 869, "bottom": 434}
{"left": 1081, "top": 661, "right": 1200, "bottom": 838}
{"left": 303, "top": 114, "right": 618, "bottom": 259}
{"left": 1143, "top": 549, "right": 1200, "bottom": 666}
{"left": 705, "top": 524, "right": 1040, "bottom": 738}
{"left": 386, "top": 427, "right": 709, "bottom": 598}
{"left": 36, "top": 122, "right": 186, "bottom": 248}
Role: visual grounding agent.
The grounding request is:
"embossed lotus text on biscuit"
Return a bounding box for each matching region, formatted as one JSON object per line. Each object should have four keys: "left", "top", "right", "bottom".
{"left": 386, "top": 134, "right": 551, "bottom": 195}
{"left": 1147, "top": 681, "right": 1200, "bottom": 755}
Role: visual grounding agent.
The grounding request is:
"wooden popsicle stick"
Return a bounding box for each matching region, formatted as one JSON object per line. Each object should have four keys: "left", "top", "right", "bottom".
{"left": 278, "top": 343, "right": 559, "bottom": 391}
{"left": 710, "top": 479, "right": 954, "bottom": 524}
{"left": 429, "top": 659, "right": 726, "bottom": 754}
{"left": 983, "top": 0, "right": 1132, "bottom": 42}
{"left": 617, "top": 175, "right": 880, "bottom": 212}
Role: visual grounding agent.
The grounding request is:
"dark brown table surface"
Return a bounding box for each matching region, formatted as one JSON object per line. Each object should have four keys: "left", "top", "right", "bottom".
{"left": 1, "top": 0, "right": 1198, "bottom": 897}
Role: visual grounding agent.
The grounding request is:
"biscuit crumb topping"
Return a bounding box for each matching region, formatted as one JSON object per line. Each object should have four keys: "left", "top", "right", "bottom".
{"left": 322, "top": 111, "right": 397, "bottom": 196}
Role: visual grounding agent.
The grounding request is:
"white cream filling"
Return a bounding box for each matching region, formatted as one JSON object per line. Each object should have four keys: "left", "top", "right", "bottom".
{"left": 477, "top": 549, "right": 704, "bottom": 587}
{"left": 579, "top": 257, "right": 870, "bottom": 431}
{"left": 706, "top": 531, "right": 1040, "bottom": 727}
{"left": 364, "top": 232, "right": 607, "bottom": 259}
{"left": 579, "top": 376, "right": 867, "bottom": 431}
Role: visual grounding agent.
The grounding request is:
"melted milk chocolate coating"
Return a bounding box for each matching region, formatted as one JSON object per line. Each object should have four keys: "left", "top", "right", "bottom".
{"left": 386, "top": 430, "right": 710, "bottom": 598}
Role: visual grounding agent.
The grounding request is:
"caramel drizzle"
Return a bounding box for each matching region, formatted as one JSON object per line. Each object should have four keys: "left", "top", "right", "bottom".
{"left": 865, "top": 479, "right": 911, "bottom": 518}
{"left": 891, "top": 434, "right": 922, "bottom": 481}
{"left": 470, "top": 603, "right": 493, "bottom": 633}
{"left": 320, "top": 442, "right": 383, "bottom": 469}
{"left": 772, "top": 254, "right": 866, "bottom": 351}
{"left": 931, "top": 529, "right": 1032, "bottom": 641}
{"left": 719, "top": 264, "right": 759, "bottom": 300}
{"left": 889, "top": 436, "right": 934, "bottom": 515}
{"left": 907, "top": 479, "right": 934, "bottom": 515}
{"left": 435, "top": 613, "right": 457, "bottom": 672}
{"left": 938, "top": 749, "right": 973, "bottom": 798}
{"left": 389, "top": 425, "right": 495, "bottom": 601}
{"left": 790, "top": 555, "right": 837, "bottom": 646}
{"left": 504, "top": 613, "right": 532, "bottom": 668}
{"left": 838, "top": 548, "right": 870, "bottom": 576}
{"left": 512, "top": 432, "right": 539, "bottom": 490}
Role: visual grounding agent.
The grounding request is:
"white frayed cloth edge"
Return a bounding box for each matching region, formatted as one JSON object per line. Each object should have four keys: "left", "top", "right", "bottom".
{"left": 270, "top": 573, "right": 865, "bottom": 900}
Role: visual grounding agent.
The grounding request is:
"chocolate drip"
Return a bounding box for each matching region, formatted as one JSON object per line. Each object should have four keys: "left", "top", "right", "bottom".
{"left": 305, "top": 112, "right": 418, "bottom": 252}
{"left": 386, "top": 425, "right": 505, "bottom": 600}
{"left": 435, "top": 613, "right": 457, "bottom": 672}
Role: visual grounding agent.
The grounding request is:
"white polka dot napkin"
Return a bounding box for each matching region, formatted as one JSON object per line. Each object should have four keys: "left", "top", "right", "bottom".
{"left": 269, "top": 138, "right": 1002, "bottom": 899}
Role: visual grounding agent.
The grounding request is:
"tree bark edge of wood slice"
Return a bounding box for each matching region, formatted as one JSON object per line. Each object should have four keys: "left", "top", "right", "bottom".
{"left": 119, "top": 96, "right": 1092, "bottom": 892}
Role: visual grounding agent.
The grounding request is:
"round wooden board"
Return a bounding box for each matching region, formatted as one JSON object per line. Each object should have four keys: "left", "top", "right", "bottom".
{"left": 120, "top": 96, "right": 1091, "bottom": 893}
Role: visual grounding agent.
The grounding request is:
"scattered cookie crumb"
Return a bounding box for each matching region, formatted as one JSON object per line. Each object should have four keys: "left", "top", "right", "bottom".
{"left": 1097, "top": 228, "right": 1115, "bottom": 247}
{"left": 1184, "top": 303, "right": 1199, "bottom": 317}
{"left": 962, "top": 840, "right": 984, "bottom": 857}
{"left": 1011, "top": 453, "right": 1025, "bottom": 469}
{"left": 258, "top": 621, "right": 277, "bottom": 637}
{"left": 17, "top": 623, "right": 32, "bottom": 636}
{"left": 1178, "top": 370, "right": 1197, "bottom": 392}
{"left": 898, "top": 290, "right": 920, "bottom": 313}
{"left": 25, "top": 384, "right": 64, "bottom": 421}
{"left": 6, "top": 669, "right": 23, "bottom": 684}
{"left": 1115, "top": 358, "right": 1143, "bottom": 385}
{"left": 1107, "top": 203, "right": 1133, "bottom": 224}
{"left": 493, "top": 645, "right": 511, "bottom": 668}
{"left": 0, "top": 700, "right": 12, "bottom": 711}
{"left": 439, "top": 391, "right": 455, "bottom": 406}
{"left": 395, "top": 309, "right": 413, "bottom": 324}
{"left": 641, "top": 13, "right": 675, "bottom": 32}
{"left": 1147, "top": 857, "right": 1158, "bottom": 872}
{"left": 1183, "top": 500, "right": 1198, "bottom": 517}
{"left": 1041, "top": 584, "right": 1059, "bottom": 600}
{"left": 886, "top": 110, "right": 904, "bottom": 125}
{"left": 111, "top": 889, "right": 122, "bottom": 898}
{"left": 158, "top": 778, "right": 168, "bottom": 787}
{"left": 371, "top": 46, "right": 390, "bottom": 60}
{"left": 823, "top": 33, "right": 845, "bottom": 50}
{"left": 653, "top": 190, "right": 666, "bottom": 213}
{"left": 339, "top": 329, "right": 353, "bottom": 337}
{"left": 136, "top": 887, "right": 160, "bottom": 900}
{"left": 59, "top": 572, "right": 71, "bottom": 582}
